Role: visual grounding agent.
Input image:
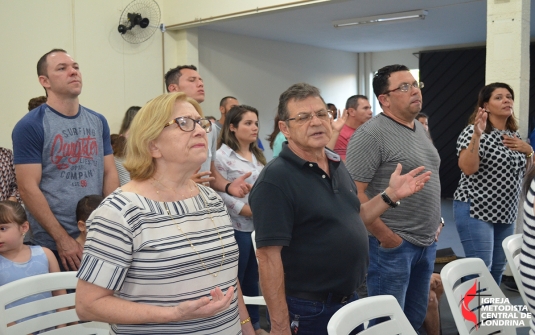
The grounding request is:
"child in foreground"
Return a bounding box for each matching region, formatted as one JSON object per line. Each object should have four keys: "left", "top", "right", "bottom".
{"left": 75, "top": 195, "right": 104, "bottom": 246}
{"left": 0, "top": 200, "right": 66, "bottom": 330}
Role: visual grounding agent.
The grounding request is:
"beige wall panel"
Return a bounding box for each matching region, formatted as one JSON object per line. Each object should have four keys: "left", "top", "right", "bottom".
{"left": 1, "top": 0, "right": 164, "bottom": 148}
{"left": 197, "top": 29, "right": 357, "bottom": 160}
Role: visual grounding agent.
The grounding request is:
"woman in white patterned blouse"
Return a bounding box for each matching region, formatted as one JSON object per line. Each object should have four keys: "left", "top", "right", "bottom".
{"left": 215, "top": 105, "right": 267, "bottom": 334}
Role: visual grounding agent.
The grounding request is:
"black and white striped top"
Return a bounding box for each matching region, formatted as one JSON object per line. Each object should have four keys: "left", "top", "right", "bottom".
{"left": 77, "top": 186, "right": 241, "bottom": 335}
{"left": 520, "top": 178, "right": 535, "bottom": 334}
{"left": 114, "top": 156, "right": 131, "bottom": 186}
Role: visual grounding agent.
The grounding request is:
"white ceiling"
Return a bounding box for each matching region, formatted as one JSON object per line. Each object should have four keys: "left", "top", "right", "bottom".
{"left": 200, "top": 0, "right": 535, "bottom": 53}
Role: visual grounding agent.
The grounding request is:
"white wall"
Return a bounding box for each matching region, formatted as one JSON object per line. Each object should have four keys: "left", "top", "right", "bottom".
{"left": 371, "top": 48, "right": 420, "bottom": 71}
{"left": 0, "top": 0, "right": 164, "bottom": 149}
{"left": 197, "top": 29, "right": 358, "bottom": 159}
{"left": 163, "top": 0, "right": 322, "bottom": 27}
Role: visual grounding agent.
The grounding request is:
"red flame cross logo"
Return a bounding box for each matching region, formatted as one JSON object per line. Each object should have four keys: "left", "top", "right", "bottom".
{"left": 461, "top": 280, "right": 479, "bottom": 330}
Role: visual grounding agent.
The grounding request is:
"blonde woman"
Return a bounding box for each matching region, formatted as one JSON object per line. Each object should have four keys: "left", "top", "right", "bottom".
{"left": 76, "top": 93, "right": 254, "bottom": 335}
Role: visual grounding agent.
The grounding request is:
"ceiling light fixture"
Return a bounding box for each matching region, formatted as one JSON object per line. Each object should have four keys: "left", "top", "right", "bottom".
{"left": 333, "top": 9, "right": 428, "bottom": 28}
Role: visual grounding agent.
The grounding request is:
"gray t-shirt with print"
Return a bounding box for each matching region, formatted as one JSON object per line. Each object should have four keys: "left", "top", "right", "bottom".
{"left": 12, "top": 104, "right": 112, "bottom": 250}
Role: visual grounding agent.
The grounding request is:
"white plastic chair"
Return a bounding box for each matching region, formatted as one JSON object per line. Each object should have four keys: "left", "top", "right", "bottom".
{"left": 0, "top": 271, "right": 110, "bottom": 335}
{"left": 502, "top": 234, "right": 529, "bottom": 307}
{"left": 326, "top": 295, "right": 415, "bottom": 335}
{"left": 441, "top": 258, "right": 525, "bottom": 335}
{"left": 243, "top": 295, "right": 267, "bottom": 306}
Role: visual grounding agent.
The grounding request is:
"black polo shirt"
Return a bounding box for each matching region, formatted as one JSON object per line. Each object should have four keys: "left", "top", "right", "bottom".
{"left": 249, "top": 143, "right": 368, "bottom": 295}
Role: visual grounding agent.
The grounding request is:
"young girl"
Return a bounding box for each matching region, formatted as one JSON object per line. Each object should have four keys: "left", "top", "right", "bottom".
{"left": 0, "top": 200, "right": 65, "bottom": 329}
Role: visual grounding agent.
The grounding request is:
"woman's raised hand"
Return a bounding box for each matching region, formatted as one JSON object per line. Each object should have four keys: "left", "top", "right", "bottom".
{"left": 473, "top": 107, "right": 488, "bottom": 137}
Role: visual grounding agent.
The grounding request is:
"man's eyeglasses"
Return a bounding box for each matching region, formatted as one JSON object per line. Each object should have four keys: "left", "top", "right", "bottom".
{"left": 163, "top": 117, "right": 212, "bottom": 133}
{"left": 286, "top": 110, "right": 332, "bottom": 124}
{"left": 382, "top": 82, "right": 424, "bottom": 95}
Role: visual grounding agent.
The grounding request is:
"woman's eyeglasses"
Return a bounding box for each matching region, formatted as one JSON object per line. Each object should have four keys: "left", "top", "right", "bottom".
{"left": 163, "top": 117, "right": 212, "bottom": 133}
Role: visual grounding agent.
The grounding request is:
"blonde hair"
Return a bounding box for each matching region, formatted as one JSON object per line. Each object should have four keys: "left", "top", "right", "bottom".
{"left": 123, "top": 92, "right": 204, "bottom": 180}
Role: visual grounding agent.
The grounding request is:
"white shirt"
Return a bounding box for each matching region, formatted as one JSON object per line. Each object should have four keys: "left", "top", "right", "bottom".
{"left": 200, "top": 127, "right": 218, "bottom": 174}
{"left": 214, "top": 143, "right": 264, "bottom": 232}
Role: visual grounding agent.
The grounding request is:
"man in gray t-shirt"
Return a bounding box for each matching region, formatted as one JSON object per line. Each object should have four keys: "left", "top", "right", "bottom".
{"left": 346, "top": 64, "right": 441, "bottom": 331}
{"left": 12, "top": 49, "right": 119, "bottom": 271}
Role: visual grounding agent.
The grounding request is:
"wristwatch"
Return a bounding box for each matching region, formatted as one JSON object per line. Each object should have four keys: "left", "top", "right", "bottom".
{"left": 380, "top": 191, "right": 400, "bottom": 208}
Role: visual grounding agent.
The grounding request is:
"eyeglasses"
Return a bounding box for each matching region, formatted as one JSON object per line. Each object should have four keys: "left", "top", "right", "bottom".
{"left": 163, "top": 117, "right": 212, "bottom": 133}
{"left": 286, "top": 110, "right": 332, "bottom": 124}
{"left": 382, "top": 82, "right": 424, "bottom": 95}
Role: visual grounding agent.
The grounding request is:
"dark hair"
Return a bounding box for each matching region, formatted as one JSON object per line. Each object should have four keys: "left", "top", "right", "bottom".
{"left": 373, "top": 64, "right": 410, "bottom": 101}
{"left": 277, "top": 83, "right": 325, "bottom": 121}
{"left": 345, "top": 95, "right": 368, "bottom": 110}
{"left": 467, "top": 82, "right": 517, "bottom": 134}
{"left": 267, "top": 115, "right": 282, "bottom": 149}
{"left": 164, "top": 65, "right": 197, "bottom": 92}
{"left": 327, "top": 103, "right": 336, "bottom": 110}
{"left": 119, "top": 106, "right": 141, "bottom": 135}
{"left": 220, "top": 96, "right": 238, "bottom": 107}
{"left": 0, "top": 201, "right": 27, "bottom": 226}
{"left": 28, "top": 96, "right": 47, "bottom": 111}
{"left": 219, "top": 105, "right": 266, "bottom": 166}
{"left": 111, "top": 134, "right": 127, "bottom": 158}
{"left": 37, "top": 48, "right": 67, "bottom": 77}
{"left": 76, "top": 195, "right": 104, "bottom": 222}
{"left": 416, "top": 113, "right": 428, "bottom": 120}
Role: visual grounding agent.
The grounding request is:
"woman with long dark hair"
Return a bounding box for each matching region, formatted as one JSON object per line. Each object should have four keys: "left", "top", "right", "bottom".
{"left": 112, "top": 106, "right": 141, "bottom": 185}
{"left": 454, "top": 82, "right": 533, "bottom": 285}
{"left": 267, "top": 115, "right": 286, "bottom": 158}
{"left": 119, "top": 106, "right": 141, "bottom": 138}
{"left": 215, "top": 105, "right": 267, "bottom": 335}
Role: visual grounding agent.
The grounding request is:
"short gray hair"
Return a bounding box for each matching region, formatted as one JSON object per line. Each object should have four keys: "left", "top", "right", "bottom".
{"left": 277, "top": 83, "right": 325, "bottom": 121}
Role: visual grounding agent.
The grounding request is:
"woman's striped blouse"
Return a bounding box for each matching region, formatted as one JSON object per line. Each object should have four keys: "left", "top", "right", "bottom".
{"left": 77, "top": 185, "right": 241, "bottom": 334}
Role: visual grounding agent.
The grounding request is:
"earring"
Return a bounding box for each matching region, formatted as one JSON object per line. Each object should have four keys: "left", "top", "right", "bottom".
{"left": 22, "top": 232, "right": 26, "bottom": 237}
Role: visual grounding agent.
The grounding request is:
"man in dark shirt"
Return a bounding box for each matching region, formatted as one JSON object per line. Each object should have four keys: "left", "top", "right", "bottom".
{"left": 249, "top": 82, "right": 432, "bottom": 335}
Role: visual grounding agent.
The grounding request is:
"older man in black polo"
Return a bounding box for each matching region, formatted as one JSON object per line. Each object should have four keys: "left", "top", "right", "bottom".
{"left": 249, "top": 83, "right": 432, "bottom": 335}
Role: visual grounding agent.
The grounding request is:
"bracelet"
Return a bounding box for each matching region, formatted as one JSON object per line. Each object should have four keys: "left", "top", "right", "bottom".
{"left": 527, "top": 151, "right": 534, "bottom": 158}
{"left": 225, "top": 182, "right": 232, "bottom": 195}
{"left": 240, "top": 317, "right": 251, "bottom": 325}
{"left": 440, "top": 217, "right": 445, "bottom": 228}
{"left": 380, "top": 191, "right": 400, "bottom": 208}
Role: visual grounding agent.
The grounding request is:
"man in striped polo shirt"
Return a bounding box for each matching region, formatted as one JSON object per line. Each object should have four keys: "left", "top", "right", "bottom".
{"left": 346, "top": 64, "right": 441, "bottom": 331}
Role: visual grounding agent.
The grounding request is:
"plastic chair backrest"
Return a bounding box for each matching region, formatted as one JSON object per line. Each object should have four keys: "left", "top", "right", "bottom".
{"left": 327, "top": 295, "right": 416, "bottom": 335}
{"left": 502, "top": 234, "right": 529, "bottom": 308}
{"left": 243, "top": 295, "right": 266, "bottom": 306}
{"left": 0, "top": 271, "right": 110, "bottom": 335}
{"left": 441, "top": 258, "right": 525, "bottom": 335}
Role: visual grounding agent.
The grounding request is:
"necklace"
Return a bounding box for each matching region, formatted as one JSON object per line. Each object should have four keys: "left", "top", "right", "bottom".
{"left": 162, "top": 185, "right": 226, "bottom": 277}
{"left": 152, "top": 177, "right": 194, "bottom": 199}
